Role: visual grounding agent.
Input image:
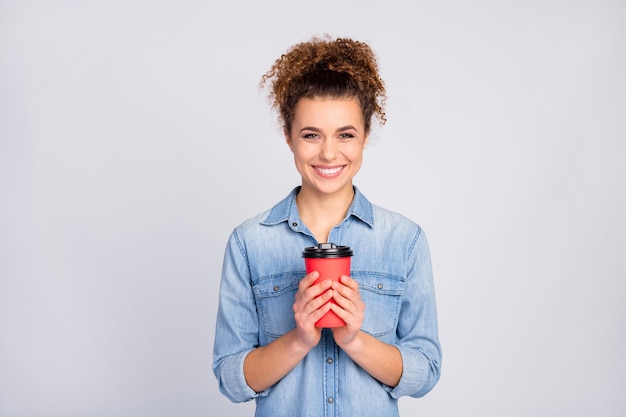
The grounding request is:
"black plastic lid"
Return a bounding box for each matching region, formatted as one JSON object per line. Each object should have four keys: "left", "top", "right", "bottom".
{"left": 302, "top": 243, "right": 353, "bottom": 258}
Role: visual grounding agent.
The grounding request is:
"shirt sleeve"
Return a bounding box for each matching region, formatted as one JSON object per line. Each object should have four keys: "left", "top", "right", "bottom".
{"left": 212, "top": 229, "right": 270, "bottom": 403}
{"left": 387, "top": 227, "right": 442, "bottom": 399}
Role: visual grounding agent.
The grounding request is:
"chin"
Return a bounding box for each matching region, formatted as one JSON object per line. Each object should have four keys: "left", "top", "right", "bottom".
{"left": 312, "top": 182, "right": 353, "bottom": 196}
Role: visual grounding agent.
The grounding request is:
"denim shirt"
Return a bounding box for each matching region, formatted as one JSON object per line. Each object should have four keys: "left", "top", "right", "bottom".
{"left": 213, "top": 186, "right": 441, "bottom": 417}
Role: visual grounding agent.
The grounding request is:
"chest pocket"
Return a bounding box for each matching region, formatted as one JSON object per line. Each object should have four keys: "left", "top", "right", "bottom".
{"left": 252, "top": 272, "right": 303, "bottom": 339}
{"left": 354, "top": 272, "right": 404, "bottom": 338}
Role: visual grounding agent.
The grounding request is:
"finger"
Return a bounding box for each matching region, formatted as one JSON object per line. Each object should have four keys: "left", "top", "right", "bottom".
{"left": 328, "top": 302, "right": 353, "bottom": 326}
{"left": 297, "top": 272, "right": 322, "bottom": 301}
{"left": 299, "top": 281, "right": 330, "bottom": 306}
{"left": 307, "top": 288, "right": 333, "bottom": 313}
{"left": 329, "top": 296, "right": 364, "bottom": 327}
{"left": 339, "top": 275, "right": 360, "bottom": 290}
{"left": 295, "top": 283, "right": 328, "bottom": 310}
{"left": 332, "top": 279, "right": 359, "bottom": 302}
{"left": 299, "top": 271, "right": 319, "bottom": 290}
{"left": 295, "top": 292, "right": 332, "bottom": 328}
{"left": 331, "top": 288, "right": 353, "bottom": 311}
{"left": 310, "top": 299, "right": 333, "bottom": 321}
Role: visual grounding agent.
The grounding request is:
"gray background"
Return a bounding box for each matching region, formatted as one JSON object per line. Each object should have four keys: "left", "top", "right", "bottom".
{"left": 1, "top": 1, "right": 625, "bottom": 416}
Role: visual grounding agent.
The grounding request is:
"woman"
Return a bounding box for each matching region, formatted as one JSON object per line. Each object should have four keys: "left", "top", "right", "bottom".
{"left": 213, "top": 36, "right": 441, "bottom": 416}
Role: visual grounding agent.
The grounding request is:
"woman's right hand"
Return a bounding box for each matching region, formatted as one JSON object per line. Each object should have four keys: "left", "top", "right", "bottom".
{"left": 243, "top": 272, "right": 333, "bottom": 392}
{"left": 292, "top": 271, "right": 333, "bottom": 349}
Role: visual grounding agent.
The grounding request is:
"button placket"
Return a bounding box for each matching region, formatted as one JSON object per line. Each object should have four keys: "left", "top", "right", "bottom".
{"left": 322, "top": 329, "right": 337, "bottom": 416}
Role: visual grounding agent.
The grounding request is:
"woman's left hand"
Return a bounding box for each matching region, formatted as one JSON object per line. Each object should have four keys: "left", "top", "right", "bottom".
{"left": 329, "top": 275, "right": 365, "bottom": 347}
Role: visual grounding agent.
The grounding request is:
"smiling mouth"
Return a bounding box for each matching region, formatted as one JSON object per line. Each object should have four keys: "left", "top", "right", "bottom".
{"left": 315, "top": 166, "right": 344, "bottom": 175}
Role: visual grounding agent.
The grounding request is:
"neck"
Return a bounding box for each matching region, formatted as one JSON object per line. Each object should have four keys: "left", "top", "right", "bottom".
{"left": 296, "top": 185, "right": 355, "bottom": 242}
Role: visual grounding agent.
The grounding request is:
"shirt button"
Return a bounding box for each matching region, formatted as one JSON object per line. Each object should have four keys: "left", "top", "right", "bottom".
{"left": 273, "top": 285, "right": 279, "bottom": 292}
{"left": 377, "top": 283, "right": 383, "bottom": 289}
{"left": 328, "top": 397, "right": 334, "bottom": 404}
{"left": 292, "top": 222, "right": 298, "bottom": 227}
{"left": 326, "top": 358, "right": 333, "bottom": 364}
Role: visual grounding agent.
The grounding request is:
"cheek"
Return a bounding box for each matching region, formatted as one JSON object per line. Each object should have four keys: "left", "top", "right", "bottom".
{"left": 293, "top": 143, "right": 317, "bottom": 161}
{"left": 292, "top": 149, "right": 312, "bottom": 168}
{"left": 348, "top": 147, "right": 365, "bottom": 163}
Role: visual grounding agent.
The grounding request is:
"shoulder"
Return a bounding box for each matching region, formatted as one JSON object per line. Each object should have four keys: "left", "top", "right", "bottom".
{"left": 352, "top": 186, "right": 426, "bottom": 245}
{"left": 371, "top": 203, "right": 423, "bottom": 236}
{"left": 369, "top": 203, "right": 430, "bottom": 260}
{"left": 231, "top": 187, "right": 298, "bottom": 238}
{"left": 230, "top": 210, "right": 274, "bottom": 245}
{"left": 234, "top": 210, "right": 271, "bottom": 231}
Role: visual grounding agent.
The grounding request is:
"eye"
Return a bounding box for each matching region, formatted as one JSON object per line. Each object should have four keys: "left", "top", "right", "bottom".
{"left": 338, "top": 133, "right": 355, "bottom": 140}
{"left": 302, "top": 133, "right": 320, "bottom": 140}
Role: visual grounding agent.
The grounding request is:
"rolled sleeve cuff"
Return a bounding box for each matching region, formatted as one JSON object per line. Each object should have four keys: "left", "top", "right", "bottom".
{"left": 217, "top": 349, "right": 270, "bottom": 403}
{"left": 385, "top": 345, "right": 439, "bottom": 399}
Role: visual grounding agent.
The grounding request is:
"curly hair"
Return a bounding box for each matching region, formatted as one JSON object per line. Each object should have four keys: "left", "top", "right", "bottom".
{"left": 260, "top": 36, "right": 387, "bottom": 134}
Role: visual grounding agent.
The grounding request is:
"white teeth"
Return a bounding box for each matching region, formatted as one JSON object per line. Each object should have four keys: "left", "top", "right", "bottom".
{"left": 317, "top": 167, "right": 342, "bottom": 175}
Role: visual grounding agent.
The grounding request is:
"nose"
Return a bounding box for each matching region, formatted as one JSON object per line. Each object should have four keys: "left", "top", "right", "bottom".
{"left": 320, "top": 138, "right": 338, "bottom": 161}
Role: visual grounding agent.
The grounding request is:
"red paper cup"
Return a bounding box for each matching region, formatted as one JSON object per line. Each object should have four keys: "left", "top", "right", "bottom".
{"left": 302, "top": 243, "right": 353, "bottom": 328}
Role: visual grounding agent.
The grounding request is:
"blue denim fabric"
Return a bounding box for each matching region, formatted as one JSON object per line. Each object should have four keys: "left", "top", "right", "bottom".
{"left": 213, "top": 186, "right": 441, "bottom": 417}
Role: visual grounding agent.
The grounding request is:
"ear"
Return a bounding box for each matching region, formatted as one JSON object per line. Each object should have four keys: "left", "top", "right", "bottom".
{"left": 363, "top": 133, "right": 369, "bottom": 148}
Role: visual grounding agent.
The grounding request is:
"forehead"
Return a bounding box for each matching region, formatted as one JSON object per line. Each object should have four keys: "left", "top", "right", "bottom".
{"left": 292, "top": 96, "right": 364, "bottom": 128}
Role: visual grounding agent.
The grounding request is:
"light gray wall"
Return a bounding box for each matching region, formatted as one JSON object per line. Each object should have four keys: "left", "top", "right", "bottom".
{"left": 1, "top": 1, "right": 625, "bottom": 416}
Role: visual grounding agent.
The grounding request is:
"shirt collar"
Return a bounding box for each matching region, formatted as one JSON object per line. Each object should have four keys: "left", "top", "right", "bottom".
{"left": 262, "top": 185, "right": 374, "bottom": 227}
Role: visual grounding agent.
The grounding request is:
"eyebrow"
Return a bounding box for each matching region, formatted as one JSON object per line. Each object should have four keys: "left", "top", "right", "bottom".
{"left": 299, "top": 125, "right": 358, "bottom": 133}
{"left": 337, "top": 125, "right": 358, "bottom": 132}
